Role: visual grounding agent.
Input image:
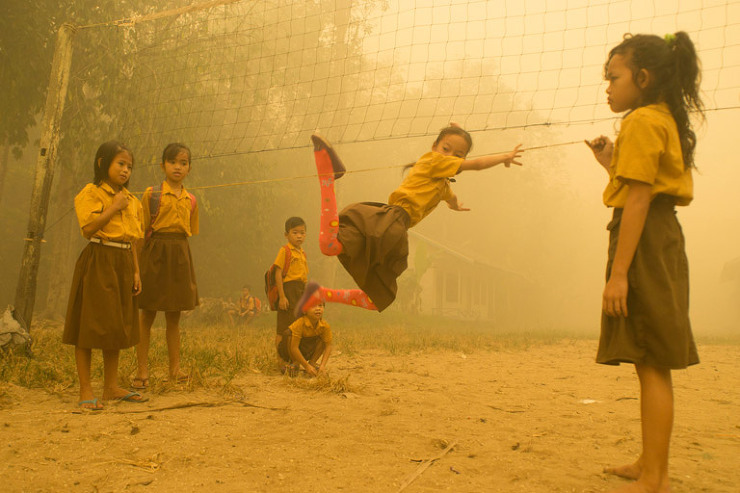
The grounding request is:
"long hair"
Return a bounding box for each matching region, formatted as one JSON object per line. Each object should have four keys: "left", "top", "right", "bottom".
{"left": 606, "top": 32, "right": 704, "bottom": 168}
{"left": 403, "top": 125, "right": 473, "bottom": 172}
{"left": 93, "top": 141, "right": 133, "bottom": 187}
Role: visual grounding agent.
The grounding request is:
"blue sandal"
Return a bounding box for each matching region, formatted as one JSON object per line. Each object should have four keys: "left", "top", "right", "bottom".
{"left": 78, "top": 398, "right": 103, "bottom": 410}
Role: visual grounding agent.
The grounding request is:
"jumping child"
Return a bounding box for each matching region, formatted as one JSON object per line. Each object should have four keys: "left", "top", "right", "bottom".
{"left": 297, "top": 125, "right": 523, "bottom": 315}
{"left": 273, "top": 217, "right": 309, "bottom": 353}
{"left": 133, "top": 143, "right": 199, "bottom": 389}
{"left": 585, "top": 32, "right": 702, "bottom": 493}
{"left": 63, "top": 140, "right": 147, "bottom": 409}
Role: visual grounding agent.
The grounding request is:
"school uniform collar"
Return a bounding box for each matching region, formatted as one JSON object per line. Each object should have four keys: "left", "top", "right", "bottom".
{"left": 300, "top": 316, "right": 327, "bottom": 330}
{"left": 99, "top": 181, "right": 133, "bottom": 198}
{"left": 161, "top": 180, "right": 191, "bottom": 200}
{"left": 287, "top": 243, "right": 304, "bottom": 255}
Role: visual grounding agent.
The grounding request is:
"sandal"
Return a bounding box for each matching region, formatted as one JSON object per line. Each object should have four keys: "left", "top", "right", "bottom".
{"left": 311, "top": 134, "right": 346, "bottom": 179}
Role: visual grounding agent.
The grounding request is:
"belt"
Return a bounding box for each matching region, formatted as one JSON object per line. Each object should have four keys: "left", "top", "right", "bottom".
{"left": 90, "top": 237, "right": 132, "bottom": 249}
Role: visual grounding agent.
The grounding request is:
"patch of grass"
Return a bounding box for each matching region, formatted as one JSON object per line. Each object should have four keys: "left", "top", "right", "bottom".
{"left": 0, "top": 311, "right": 605, "bottom": 395}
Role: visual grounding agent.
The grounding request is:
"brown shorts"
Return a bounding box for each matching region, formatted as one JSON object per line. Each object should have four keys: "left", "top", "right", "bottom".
{"left": 138, "top": 232, "right": 199, "bottom": 312}
{"left": 277, "top": 332, "right": 322, "bottom": 363}
{"left": 337, "top": 202, "right": 410, "bottom": 311}
{"left": 276, "top": 280, "right": 306, "bottom": 335}
{"left": 597, "top": 195, "right": 699, "bottom": 369}
{"left": 63, "top": 242, "right": 139, "bottom": 350}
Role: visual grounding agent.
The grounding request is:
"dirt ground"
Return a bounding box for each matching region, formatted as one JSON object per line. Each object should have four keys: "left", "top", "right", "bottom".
{"left": 1, "top": 339, "right": 738, "bottom": 493}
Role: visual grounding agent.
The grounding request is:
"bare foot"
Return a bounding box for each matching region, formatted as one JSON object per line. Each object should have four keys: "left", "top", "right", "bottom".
{"left": 605, "top": 479, "right": 670, "bottom": 493}
{"left": 604, "top": 462, "right": 641, "bottom": 480}
{"left": 103, "top": 387, "right": 147, "bottom": 401}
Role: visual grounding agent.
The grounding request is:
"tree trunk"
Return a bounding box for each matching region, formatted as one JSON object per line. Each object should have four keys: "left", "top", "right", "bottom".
{"left": 0, "top": 144, "right": 9, "bottom": 206}
{"left": 41, "top": 149, "right": 78, "bottom": 320}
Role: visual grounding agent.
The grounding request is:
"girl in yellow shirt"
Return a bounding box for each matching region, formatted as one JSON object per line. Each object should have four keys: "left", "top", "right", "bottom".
{"left": 134, "top": 143, "right": 199, "bottom": 389}
{"left": 585, "top": 32, "right": 703, "bottom": 493}
{"left": 296, "top": 125, "right": 523, "bottom": 315}
{"left": 63, "top": 141, "right": 147, "bottom": 409}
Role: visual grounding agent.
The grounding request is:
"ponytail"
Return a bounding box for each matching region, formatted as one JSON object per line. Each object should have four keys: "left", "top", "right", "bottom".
{"left": 606, "top": 32, "right": 704, "bottom": 168}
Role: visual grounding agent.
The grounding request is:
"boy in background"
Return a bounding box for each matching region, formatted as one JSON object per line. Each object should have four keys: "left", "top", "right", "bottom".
{"left": 273, "top": 217, "right": 308, "bottom": 353}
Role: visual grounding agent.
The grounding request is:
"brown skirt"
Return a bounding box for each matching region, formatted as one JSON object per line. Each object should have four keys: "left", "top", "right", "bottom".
{"left": 138, "top": 232, "right": 199, "bottom": 312}
{"left": 597, "top": 195, "right": 699, "bottom": 369}
{"left": 337, "top": 202, "right": 410, "bottom": 312}
{"left": 276, "top": 280, "right": 306, "bottom": 335}
{"left": 63, "top": 242, "right": 140, "bottom": 350}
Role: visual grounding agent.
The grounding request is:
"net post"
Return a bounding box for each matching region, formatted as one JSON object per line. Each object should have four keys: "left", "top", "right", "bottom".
{"left": 14, "top": 24, "right": 76, "bottom": 331}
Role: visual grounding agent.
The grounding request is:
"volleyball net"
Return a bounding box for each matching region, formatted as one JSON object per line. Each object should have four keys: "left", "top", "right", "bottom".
{"left": 64, "top": 0, "right": 739, "bottom": 169}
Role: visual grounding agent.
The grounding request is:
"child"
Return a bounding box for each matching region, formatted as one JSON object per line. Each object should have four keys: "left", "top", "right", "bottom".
{"left": 585, "top": 32, "right": 702, "bottom": 493}
{"left": 62, "top": 141, "right": 147, "bottom": 409}
{"left": 278, "top": 302, "right": 332, "bottom": 377}
{"left": 133, "top": 143, "right": 199, "bottom": 389}
{"left": 273, "top": 217, "right": 309, "bottom": 353}
{"left": 228, "top": 285, "right": 256, "bottom": 326}
{"left": 296, "top": 125, "right": 523, "bottom": 315}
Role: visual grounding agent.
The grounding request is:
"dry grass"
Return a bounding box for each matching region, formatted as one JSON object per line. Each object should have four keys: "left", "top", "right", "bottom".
{"left": 5, "top": 307, "right": 730, "bottom": 395}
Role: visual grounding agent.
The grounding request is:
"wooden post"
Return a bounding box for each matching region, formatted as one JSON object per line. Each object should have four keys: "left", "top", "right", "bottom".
{"left": 14, "top": 24, "right": 76, "bottom": 330}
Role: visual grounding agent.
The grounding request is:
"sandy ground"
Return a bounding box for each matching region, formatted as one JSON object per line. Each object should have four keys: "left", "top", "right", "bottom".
{"left": 1, "top": 339, "right": 738, "bottom": 493}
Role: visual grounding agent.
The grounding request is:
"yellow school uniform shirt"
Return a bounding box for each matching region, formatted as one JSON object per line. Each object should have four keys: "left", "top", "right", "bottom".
{"left": 388, "top": 151, "right": 463, "bottom": 227}
{"left": 273, "top": 243, "right": 308, "bottom": 283}
{"left": 74, "top": 182, "right": 143, "bottom": 242}
{"left": 142, "top": 181, "right": 199, "bottom": 236}
{"left": 603, "top": 102, "right": 692, "bottom": 208}
{"left": 289, "top": 315, "right": 333, "bottom": 344}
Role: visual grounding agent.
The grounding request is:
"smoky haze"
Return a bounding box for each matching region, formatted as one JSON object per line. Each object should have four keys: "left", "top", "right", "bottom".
{"left": 0, "top": 0, "right": 737, "bottom": 337}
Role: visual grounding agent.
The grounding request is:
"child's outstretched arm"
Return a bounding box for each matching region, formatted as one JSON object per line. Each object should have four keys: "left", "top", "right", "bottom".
{"left": 317, "top": 343, "right": 333, "bottom": 374}
{"left": 585, "top": 136, "right": 613, "bottom": 173}
{"left": 603, "top": 180, "right": 651, "bottom": 318}
{"left": 459, "top": 144, "right": 523, "bottom": 171}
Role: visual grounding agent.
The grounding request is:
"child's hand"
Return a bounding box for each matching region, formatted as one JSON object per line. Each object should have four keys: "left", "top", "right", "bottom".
{"left": 602, "top": 273, "right": 628, "bottom": 317}
{"left": 306, "top": 365, "right": 318, "bottom": 377}
{"left": 133, "top": 272, "right": 142, "bottom": 296}
{"left": 585, "top": 136, "right": 613, "bottom": 170}
{"left": 447, "top": 201, "right": 470, "bottom": 212}
{"left": 111, "top": 191, "right": 129, "bottom": 211}
{"left": 502, "top": 144, "right": 524, "bottom": 168}
{"left": 446, "top": 195, "right": 470, "bottom": 212}
{"left": 278, "top": 296, "right": 289, "bottom": 311}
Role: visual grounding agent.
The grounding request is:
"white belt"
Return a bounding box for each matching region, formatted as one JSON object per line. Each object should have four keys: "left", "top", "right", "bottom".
{"left": 90, "top": 237, "right": 132, "bottom": 249}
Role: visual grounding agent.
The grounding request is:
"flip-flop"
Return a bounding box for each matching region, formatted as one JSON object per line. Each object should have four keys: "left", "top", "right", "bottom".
{"left": 311, "top": 134, "right": 346, "bottom": 179}
{"left": 131, "top": 377, "right": 149, "bottom": 390}
{"left": 115, "top": 391, "right": 149, "bottom": 403}
{"left": 78, "top": 398, "right": 104, "bottom": 411}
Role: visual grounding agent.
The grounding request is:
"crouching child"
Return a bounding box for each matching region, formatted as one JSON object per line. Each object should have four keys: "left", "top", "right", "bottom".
{"left": 278, "top": 302, "right": 332, "bottom": 377}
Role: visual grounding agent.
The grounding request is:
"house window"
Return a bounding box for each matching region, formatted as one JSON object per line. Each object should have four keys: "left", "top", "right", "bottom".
{"left": 445, "top": 272, "right": 459, "bottom": 303}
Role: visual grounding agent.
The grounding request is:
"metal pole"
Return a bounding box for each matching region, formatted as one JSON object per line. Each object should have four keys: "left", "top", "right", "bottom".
{"left": 14, "top": 24, "right": 76, "bottom": 330}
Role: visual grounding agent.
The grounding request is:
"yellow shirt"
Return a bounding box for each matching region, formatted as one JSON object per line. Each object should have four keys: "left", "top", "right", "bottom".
{"left": 289, "top": 315, "right": 332, "bottom": 344}
{"left": 273, "top": 243, "right": 308, "bottom": 283}
{"left": 142, "top": 181, "right": 199, "bottom": 236}
{"left": 388, "top": 151, "right": 463, "bottom": 227}
{"left": 603, "top": 103, "right": 693, "bottom": 208}
{"left": 74, "top": 182, "right": 143, "bottom": 242}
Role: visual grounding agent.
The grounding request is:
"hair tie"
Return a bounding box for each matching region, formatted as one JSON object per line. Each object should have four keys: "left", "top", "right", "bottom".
{"left": 664, "top": 33, "right": 676, "bottom": 44}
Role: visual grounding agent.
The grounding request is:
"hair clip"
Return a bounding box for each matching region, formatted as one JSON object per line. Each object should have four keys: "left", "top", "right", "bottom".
{"left": 664, "top": 33, "right": 676, "bottom": 44}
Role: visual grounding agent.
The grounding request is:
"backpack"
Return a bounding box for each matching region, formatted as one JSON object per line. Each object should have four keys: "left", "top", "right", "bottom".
{"left": 146, "top": 183, "right": 197, "bottom": 241}
{"left": 264, "top": 245, "right": 292, "bottom": 311}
